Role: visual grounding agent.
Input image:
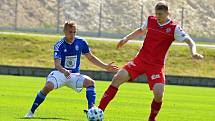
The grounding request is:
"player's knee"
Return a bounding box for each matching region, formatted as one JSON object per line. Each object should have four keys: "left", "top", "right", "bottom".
{"left": 153, "top": 84, "right": 164, "bottom": 102}
{"left": 84, "top": 79, "right": 95, "bottom": 88}
{"left": 111, "top": 74, "right": 123, "bottom": 87}
{"left": 153, "top": 90, "right": 164, "bottom": 102}
{"left": 153, "top": 90, "right": 163, "bottom": 102}
{"left": 113, "top": 74, "right": 121, "bottom": 81}
{"left": 42, "top": 82, "right": 54, "bottom": 95}
{"left": 154, "top": 93, "right": 163, "bottom": 102}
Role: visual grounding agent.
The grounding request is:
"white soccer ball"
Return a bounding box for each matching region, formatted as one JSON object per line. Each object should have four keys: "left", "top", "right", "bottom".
{"left": 87, "top": 107, "right": 104, "bottom": 121}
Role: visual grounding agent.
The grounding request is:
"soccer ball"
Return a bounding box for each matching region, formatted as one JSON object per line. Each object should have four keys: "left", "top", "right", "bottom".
{"left": 87, "top": 107, "right": 104, "bottom": 121}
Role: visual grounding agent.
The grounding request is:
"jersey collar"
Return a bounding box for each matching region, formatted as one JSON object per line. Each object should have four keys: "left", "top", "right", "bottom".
{"left": 157, "top": 18, "right": 171, "bottom": 27}
{"left": 63, "top": 37, "right": 75, "bottom": 45}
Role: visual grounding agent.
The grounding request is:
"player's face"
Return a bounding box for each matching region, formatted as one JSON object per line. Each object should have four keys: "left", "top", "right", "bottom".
{"left": 155, "top": 10, "right": 169, "bottom": 24}
{"left": 64, "top": 26, "right": 76, "bottom": 43}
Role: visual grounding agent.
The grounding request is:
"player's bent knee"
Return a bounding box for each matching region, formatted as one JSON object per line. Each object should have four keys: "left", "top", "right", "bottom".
{"left": 83, "top": 79, "right": 95, "bottom": 88}
{"left": 113, "top": 74, "right": 120, "bottom": 81}
{"left": 112, "top": 69, "right": 130, "bottom": 86}
{"left": 42, "top": 82, "right": 54, "bottom": 95}
{"left": 111, "top": 74, "right": 125, "bottom": 88}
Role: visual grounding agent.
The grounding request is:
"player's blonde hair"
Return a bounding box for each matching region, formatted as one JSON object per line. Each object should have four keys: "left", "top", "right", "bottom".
{"left": 155, "top": 1, "right": 169, "bottom": 11}
{"left": 63, "top": 21, "right": 76, "bottom": 32}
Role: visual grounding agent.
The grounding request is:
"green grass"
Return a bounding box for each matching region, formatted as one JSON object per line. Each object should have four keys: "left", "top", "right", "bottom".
{"left": 0, "top": 33, "right": 215, "bottom": 77}
{"left": 194, "top": 41, "right": 215, "bottom": 45}
{"left": 0, "top": 75, "right": 215, "bottom": 121}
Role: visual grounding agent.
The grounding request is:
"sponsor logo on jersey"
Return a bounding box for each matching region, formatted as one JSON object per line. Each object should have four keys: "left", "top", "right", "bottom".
{"left": 151, "top": 74, "right": 161, "bottom": 80}
{"left": 65, "top": 56, "right": 77, "bottom": 69}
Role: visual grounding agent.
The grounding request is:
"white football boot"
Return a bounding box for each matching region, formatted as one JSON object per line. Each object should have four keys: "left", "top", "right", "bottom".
{"left": 24, "top": 110, "right": 34, "bottom": 118}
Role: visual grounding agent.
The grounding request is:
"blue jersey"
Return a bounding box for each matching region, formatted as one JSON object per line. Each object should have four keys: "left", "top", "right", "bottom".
{"left": 54, "top": 36, "right": 90, "bottom": 73}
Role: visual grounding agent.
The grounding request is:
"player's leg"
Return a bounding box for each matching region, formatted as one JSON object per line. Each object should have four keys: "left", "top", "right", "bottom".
{"left": 98, "top": 68, "right": 131, "bottom": 111}
{"left": 83, "top": 76, "right": 96, "bottom": 109}
{"left": 65, "top": 73, "right": 96, "bottom": 109}
{"left": 147, "top": 71, "right": 165, "bottom": 121}
{"left": 149, "top": 83, "right": 164, "bottom": 121}
{"left": 30, "top": 82, "right": 54, "bottom": 113}
{"left": 153, "top": 83, "right": 164, "bottom": 102}
{"left": 25, "top": 82, "right": 54, "bottom": 118}
{"left": 25, "top": 71, "right": 64, "bottom": 118}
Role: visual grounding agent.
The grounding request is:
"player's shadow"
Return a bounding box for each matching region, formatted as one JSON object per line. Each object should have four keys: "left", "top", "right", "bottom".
{"left": 19, "top": 117, "right": 69, "bottom": 120}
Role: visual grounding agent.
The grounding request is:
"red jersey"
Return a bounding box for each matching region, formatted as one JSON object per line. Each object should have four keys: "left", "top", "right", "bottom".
{"left": 136, "top": 16, "right": 177, "bottom": 68}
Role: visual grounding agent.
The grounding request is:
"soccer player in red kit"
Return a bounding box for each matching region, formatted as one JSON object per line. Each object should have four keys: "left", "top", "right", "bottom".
{"left": 98, "top": 1, "right": 204, "bottom": 121}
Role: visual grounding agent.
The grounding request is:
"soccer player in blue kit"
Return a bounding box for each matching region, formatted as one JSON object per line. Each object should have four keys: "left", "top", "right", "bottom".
{"left": 25, "top": 21, "right": 118, "bottom": 118}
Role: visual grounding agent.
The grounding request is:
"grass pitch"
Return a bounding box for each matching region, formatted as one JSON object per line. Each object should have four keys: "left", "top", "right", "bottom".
{"left": 0, "top": 75, "right": 214, "bottom": 121}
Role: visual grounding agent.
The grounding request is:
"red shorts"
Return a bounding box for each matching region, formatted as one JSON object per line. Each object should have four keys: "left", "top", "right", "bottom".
{"left": 123, "top": 57, "right": 165, "bottom": 90}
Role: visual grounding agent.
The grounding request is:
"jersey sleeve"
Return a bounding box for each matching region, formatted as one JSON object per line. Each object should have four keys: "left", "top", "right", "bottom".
{"left": 140, "top": 19, "right": 148, "bottom": 30}
{"left": 54, "top": 43, "right": 61, "bottom": 59}
{"left": 81, "top": 40, "right": 90, "bottom": 54}
{"left": 174, "top": 25, "right": 191, "bottom": 42}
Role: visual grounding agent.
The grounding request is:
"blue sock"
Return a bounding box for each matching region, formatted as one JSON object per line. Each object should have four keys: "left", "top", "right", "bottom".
{"left": 30, "top": 91, "right": 46, "bottom": 113}
{"left": 86, "top": 86, "right": 96, "bottom": 109}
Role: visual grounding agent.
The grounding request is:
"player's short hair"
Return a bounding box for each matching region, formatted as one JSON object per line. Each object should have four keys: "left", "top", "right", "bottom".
{"left": 155, "top": 1, "right": 169, "bottom": 11}
{"left": 63, "top": 21, "right": 76, "bottom": 32}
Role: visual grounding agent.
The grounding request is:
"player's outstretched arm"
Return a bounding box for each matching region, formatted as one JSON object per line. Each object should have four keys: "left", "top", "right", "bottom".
{"left": 184, "top": 38, "right": 204, "bottom": 59}
{"left": 84, "top": 52, "right": 119, "bottom": 72}
{"left": 117, "top": 28, "right": 147, "bottom": 49}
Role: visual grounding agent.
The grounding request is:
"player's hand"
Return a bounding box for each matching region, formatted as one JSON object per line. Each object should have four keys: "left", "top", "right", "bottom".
{"left": 192, "top": 53, "right": 204, "bottom": 59}
{"left": 105, "top": 62, "right": 119, "bottom": 72}
{"left": 117, "top": 38, "right": 129, "bottom": 49}
{"left": 63, "top": 69, "right": 71, "bottom": 79}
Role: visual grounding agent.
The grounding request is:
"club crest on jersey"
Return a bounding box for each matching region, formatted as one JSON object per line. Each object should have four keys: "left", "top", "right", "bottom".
{"left": 64, "top": 49, "right": 67, "bottom": 52}
{"left": 75, "top": 45, "right": 79, "bottom": 51}
{"left": 166, "top": 28, "right": 171, "bottom": 33}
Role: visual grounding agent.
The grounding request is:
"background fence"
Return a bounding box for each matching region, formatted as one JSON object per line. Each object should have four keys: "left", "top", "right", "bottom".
{"left": 0, "top": 0, "right": 215, "bottom": 41}
{"left": 0, "top": 65, "right": 214, "bottom": 87}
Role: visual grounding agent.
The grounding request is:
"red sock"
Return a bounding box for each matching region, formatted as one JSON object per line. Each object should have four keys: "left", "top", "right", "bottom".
{"left": 98, "top": 85, "right": 118, "bottom": 111}
{"left": 149, "top": 99, "right": 162, "bottom": 120}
